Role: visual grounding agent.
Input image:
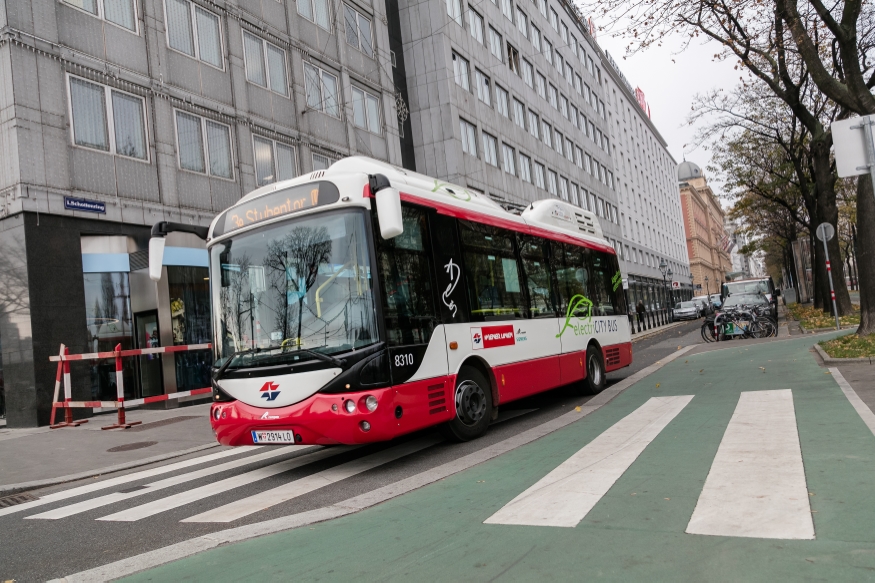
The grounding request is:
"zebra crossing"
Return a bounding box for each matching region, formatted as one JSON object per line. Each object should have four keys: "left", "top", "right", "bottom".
{"left": 0, "top": 390, "right": 824, "bottom": 539}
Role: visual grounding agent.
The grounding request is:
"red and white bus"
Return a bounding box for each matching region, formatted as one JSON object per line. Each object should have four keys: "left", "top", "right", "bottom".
{"left": 149, "top": 157, "right": 631, "bottom": 445}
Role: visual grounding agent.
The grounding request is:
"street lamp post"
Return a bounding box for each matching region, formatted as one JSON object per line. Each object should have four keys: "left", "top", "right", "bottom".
{"left": 659, "top": 259, "right": 673, "bottom": 323}
{"left": 689, "top": 273, "right": 694, "bottom": 301}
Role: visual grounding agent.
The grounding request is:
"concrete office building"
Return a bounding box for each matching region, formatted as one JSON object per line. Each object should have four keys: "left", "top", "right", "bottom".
{"left": 600, "top": 52, "right": 692, "bottom": 311}
{"left": 0, "top": 0, "right": 402, "bottom": 426}
{"left": 395, "top": 0, "right": 624, "bottom": 249}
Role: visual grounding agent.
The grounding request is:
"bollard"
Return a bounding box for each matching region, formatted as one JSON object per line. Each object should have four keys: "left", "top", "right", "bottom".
{"left": 102, "top": 343, "right": 142, "bottom": 430}
{"left": 50, "top": 346, "right": 88, "bottom": 429}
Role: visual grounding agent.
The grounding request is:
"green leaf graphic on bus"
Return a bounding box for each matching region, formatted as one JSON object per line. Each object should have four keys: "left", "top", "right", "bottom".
{"left": 556, "top": 294, "right": 594, "bottom": 338}
{"left": 611, "top": 270, "right": 622, "bottom": 292}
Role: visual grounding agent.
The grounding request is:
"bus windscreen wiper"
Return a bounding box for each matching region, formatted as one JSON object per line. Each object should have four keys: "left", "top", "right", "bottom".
{"left": 214, "top": 346, "right": 346, "bottom": 379}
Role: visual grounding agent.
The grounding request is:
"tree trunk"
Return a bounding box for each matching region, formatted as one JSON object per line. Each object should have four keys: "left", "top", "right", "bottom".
{"left": 811, "top": 232, "right": 825, "bottom": 310}
{"left": 856, "top": 175, "right": 875, "bottom": 336}
{"left": 811, "top": 138, "right": 853, "bottom": 315}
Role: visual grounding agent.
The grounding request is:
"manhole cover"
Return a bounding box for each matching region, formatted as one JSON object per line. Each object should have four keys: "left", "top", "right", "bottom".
{"left": 107, "top": 441, "right": 158, "bottom": 453}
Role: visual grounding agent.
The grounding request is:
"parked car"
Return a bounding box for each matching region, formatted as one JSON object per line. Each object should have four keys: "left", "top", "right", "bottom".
{"left": 709, "top": 294, "right": 723, "bottom": 310}
{"left": 691, "top": 295, "right": 711, "bottom": 314}
{"left": 721, "top": 277, "right": 779, "bottom": 320}
{"left": 673, "top": 301, "right": 702, "bottom": 320}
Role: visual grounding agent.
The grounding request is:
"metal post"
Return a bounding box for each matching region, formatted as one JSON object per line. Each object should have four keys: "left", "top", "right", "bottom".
{"left": 820, "top": 225, "right": 842, "bottom": 331}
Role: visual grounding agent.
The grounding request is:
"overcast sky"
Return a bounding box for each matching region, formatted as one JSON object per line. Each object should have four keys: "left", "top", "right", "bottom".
{"left": 595, "top": 30, "right": 740, "bottom": 192}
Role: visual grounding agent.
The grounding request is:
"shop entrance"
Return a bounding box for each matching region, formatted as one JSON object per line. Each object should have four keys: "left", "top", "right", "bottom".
{"left": 134, "top": 311, "right": 164, "bottom": 398}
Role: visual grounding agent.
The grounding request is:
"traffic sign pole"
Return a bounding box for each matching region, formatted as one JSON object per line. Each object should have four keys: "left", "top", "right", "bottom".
{"left": 817, "top": 223, "right": 841, "bottom": 331}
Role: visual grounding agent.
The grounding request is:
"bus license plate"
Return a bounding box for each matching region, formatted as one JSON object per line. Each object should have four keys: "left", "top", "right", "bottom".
{"left": 252, "top": 430, "right": 296, "bottom": 444}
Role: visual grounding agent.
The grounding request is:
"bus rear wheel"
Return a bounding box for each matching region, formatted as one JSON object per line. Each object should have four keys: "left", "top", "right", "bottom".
{"left": 582, "top": 345, "right": 606, "bottom": 395}
{"left": 441, "top": 366, "right": 493, "bottom": 442}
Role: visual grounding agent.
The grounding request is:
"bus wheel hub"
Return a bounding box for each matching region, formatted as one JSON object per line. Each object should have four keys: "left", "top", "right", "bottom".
{"left": 455, "top": 380, "right": 487, "bottom": 426}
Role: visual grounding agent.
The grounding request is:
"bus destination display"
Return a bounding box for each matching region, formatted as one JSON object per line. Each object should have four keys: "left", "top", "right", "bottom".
{"left": 220, "top": 182, "right": 340, "bottom": 235}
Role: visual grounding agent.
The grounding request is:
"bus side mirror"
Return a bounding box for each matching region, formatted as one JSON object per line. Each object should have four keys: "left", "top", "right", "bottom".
{"left": 376, "top": 187, "right": 403, "bottom": 239}
{"left": 149, "top": 237, "right": 165, "bottom": 281}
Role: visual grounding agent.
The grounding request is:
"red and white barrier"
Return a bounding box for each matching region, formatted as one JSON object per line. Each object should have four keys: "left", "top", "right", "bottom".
{"left": 49, "top": 342, "right": 212, "bottom": 430}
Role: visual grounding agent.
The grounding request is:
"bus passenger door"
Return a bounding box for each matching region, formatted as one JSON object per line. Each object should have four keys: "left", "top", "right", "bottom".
{"left": 374, "top": 205, "right": 450, "bottom": 432}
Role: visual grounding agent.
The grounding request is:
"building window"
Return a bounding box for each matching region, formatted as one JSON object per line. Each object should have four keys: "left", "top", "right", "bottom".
{"left": 516, "top": 8, "right": 527, "bottom": 37}
{"left": 584, "top": 83, "right": 591, "bottom": 102}
{"left": 564, "top": 138, "right": 573, "bottom": 162}
{"left": 351, "top": 86, "right": 381, "bottom": 133}
{"left": 165, "top": 0, "right": 222, "bottom": 67}
{"left": 174, "top": 110, "right": 232, "bottom": 178}
{"left": 574, "top": 145, "right": 583, "bottom": 168}
{"left": 527, "top": 109, "right": 539, "bottom": 138}
{"left": 68, "top": 76, "right": 148, "bottom": 160}
{"left": 243, "top": 31, "right": 288, "bottom": 96}
{"left": 548, "top": 83, "right": 557, "bottom": 108}
{"left": 468, "top": 8, "right": 484, "bottom": 44}
{"left": 512, "top": 98, "right": 525, "bottom": 128}
{"left": 475, "top": 69, "right": 492, "bottom": 105}
{"left": 502, "top": 143, "right": 516, "bottom": 175}
{"left": 559, "top": 176, "right": 568, "bottom": 200}
{"left": 564, "top": 63, "right": 573, "bottom": 85}
{"left": 304, "top": 62, "right": 340, "bottom": 117}
{"left": 559, "top": 94, "right": 568, "bottom": 118}
{"left": 66, "top": 0, "right": 137, "bottom": 32}
{"left": 507, "top": 43, "right": 520, "bottom": 74}
{"left": 549, "top": 8, "right": 558, "bottom": 30}
{"left": 547, "top": 169, "right": 557, "bottom": 195}
{"left": 253, "top": 136, "right": 297, "bottom": 186}
{"left": 489, "top": 27, "right": 503, "bottom": 60}
{"left": 608, "top": 171, "right": 615, "bottom": 190}
{"left": 561, "top": 21, "right": 568, "bottom": 43}
{"left": 482, "top": 132, "right": 498, "bottom": 166}
{"left": 298, "top": 0, "right": 331, "bottom": 30}
{"left": 496, "top": 85, "right": 509, "bottom": 117}
{"left": 537, "top": 0, "right": 546, "bottom": 18}
{"left": 541, "top": 120, "right": 551, "bottom": 147}
{"left": 344, "top": 4, "right": 374, "bottom": 57}
{"left": 611, "top": 204, "right": 618, "bottom": 224}
{"left": 536, "top": 72, "right": 546, "bottom": 98}
{"left": 519, "top": 153, "right": 531, "bottom": 182}
{"left": 587, "top": 55, "right": 595, "bottom": 75}
{"left": 522, "top": 59, "right": 534, "bottom": 87}
{"left": 544, "top": 39, "right": 553, "bottom": 65}
{"left": 446, "top": 0, "right": 462, "bottom": 26}
{"left": 460, "top": 118, "right": 477, "bottom": 155}
{"left": 570, "top": 34, "right": 577, "bottom": 56}
{"left": 574, "top": 73, "right": 582, "bottom": 95}
{"left": 570, "top": 105, "right": 578, "bottom": 127}
{"left": 584, "top": 153, "right": 592, "bottom": 174}
{"left": 530, "top": 25, "right": 540, "bottom": 52}
{"left": 534, "top": 161, "right": 545, "bottom": 188}
{"left": 452, "top": 52, "right": 471, "bottom": 91}
{"left": 589, "top": 192, "right": 597, "bottom": 213}
{"left": 555, "top": 51, "right": 563, "bottom": 74}
{"left": 501, "top": 0, "right": 513, "bottom": 21}
{"left": 312, "top": 153, "right": 333, "bottom": 170}
{"left": 597, "top": 197, "right": 605, "bottom": 217}
{"left": 570, "top": 182, "right": 579, "bottom": 206}
{"left": 553, "top": 129, "right": 562, "bottom": 154}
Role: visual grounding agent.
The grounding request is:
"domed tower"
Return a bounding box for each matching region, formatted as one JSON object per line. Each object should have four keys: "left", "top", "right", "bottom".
{"left": 677, "top": 160, "right": 704, "bottom": 185}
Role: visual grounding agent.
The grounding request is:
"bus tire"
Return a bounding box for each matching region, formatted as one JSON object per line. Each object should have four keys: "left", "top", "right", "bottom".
{"left": 582, "top": 345, "right": 606, "bottom": 395}
{"left": 441, "top": 366, "right": 493, "bottom": 442}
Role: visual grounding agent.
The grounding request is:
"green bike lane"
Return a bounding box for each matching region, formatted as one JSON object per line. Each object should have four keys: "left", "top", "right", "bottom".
{"left": 128, "top": 334, "right": 875, "bottom": 582}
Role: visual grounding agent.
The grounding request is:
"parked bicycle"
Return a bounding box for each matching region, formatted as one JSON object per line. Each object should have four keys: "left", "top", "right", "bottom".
{"left": 700, "top": 293, "right": 777, "bottom": 342}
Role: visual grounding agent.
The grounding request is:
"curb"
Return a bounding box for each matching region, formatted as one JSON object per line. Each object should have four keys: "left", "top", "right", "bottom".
{"left": 800, "top": 323, "right": 858, "bottom": 334}
{"left": 631, "top": 321, "right": 687, "bottom": 342}
{"left": 53, "top": 346, "right": 697, "bottom": 583}
{"left": 0, "top": 443, "right": 221, "bottom": 496}
{"left": 812, "top": 342, "right": 874, "bottom": 365}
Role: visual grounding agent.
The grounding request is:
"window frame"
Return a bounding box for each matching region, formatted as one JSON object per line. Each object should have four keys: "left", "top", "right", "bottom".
{"left": 452, "top": 52, "right": 471, "bottom": 92}
{"left": 482, "top": 132, "right": 499, "bottom": 166}
{"left": 242, "top": 30, "right": 289, "bottom": 96}
{"left": 502, "top": 143, "right": 516, "bottom": 176}
{"left": 298, "top": 0, "right": 332, "bottom": 30}
{"left": 163, "top": 0, "right": 224, "bottom": 69}
{"left": 468, "top": 8, "right": 485, "bottom": 44}
{"left": 460, "top": 117, "right": 478, "bottom": 156}
{"left": 350, "top": 85, "right": 383, "bottom": 134}
{"left": 303, "top": 61, "right": 342, "bottom": 118}
{"left": 252, "top": 134, "right": 298, "bottom": 187}
{"left": 66, "top": 73, "right": 151, "bottom": 163}
{"left": 172, "top": 108, "right": 234, "bottom": 179}
{"left": 64, "top": 0, "right": 139, "bottom": 35}
{"left": 344, "top": 3, "right": 375, "bottom": 58}
{"left": 475, "top": 69, "right": 493, "bottom": 106}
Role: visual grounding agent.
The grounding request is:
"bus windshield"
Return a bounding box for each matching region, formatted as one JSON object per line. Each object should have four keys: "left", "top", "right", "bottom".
{"left": 210, "top": 209, "right": 378, "bottom": 369}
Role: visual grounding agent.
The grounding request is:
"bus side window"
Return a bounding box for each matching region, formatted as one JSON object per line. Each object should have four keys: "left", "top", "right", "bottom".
{"left": 459, "top": 221, "right": 525, "bottom": 321}
{"left": 588, "top": 251, "right": 620, "bottom": 316}
{"left": 551, "top": 241, "right": 590, "bottom": 313}
{"left": 518, "top": 235, "right": 559, "bottom": 318}
{"left": 375, "top": 205, "right": 438, "bottom": 346}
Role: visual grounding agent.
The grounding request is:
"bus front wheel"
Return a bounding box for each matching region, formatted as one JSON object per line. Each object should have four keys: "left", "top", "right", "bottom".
{"left": 441, "top": 367, "right": 493, "bottom": 442}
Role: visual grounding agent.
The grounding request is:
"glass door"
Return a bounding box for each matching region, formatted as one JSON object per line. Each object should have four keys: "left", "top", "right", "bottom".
{"left": 134, "top": 311, "right": 163, "bottom": 398}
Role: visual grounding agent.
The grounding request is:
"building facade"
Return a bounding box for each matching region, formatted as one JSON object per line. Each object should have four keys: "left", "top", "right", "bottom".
{"left": 678, "top": 161, "right": 732, "bottom": 297}
{"left": 600, "top": 52, "right": 692, "bottom": 311}
{"left": 0, "top": 0, "right": 401, "bottom": 426}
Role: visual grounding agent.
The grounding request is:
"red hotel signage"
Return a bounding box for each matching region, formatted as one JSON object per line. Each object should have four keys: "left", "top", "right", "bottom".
{"left": 471, "top": 325, "right": 516, "bottom": 349}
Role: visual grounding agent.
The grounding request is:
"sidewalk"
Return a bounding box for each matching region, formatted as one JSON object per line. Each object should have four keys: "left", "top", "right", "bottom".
{"left": 0, "top": 403, "right": 220, "bottom": 494}
{"left": 121, "top": 331, "right": 875, "bottom": 582}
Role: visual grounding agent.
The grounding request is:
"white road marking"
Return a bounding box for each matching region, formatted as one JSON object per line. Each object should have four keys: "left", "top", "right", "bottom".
{"left": 829, "top": 367, "right": 875, "bottom": 437}
{"left": 182, "top": 436, "right": 442, "bottom": 523}
{"left": 25, "top": 446, "right": 303, "bottom": 520}
{"left": 97, "top": 446, "right": 356, "bottom": 522}
{"left": 484, "top": 395, "right": 693, "bottom": 528}
{"left": 0, "top": 447, "right": 260, "bottom": 518}
{"left": 686, "top": 389, "right": 814, "bottom": 540}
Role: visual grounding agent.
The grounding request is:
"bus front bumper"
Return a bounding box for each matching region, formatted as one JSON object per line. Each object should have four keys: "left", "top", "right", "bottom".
{"left": 210, "top": 387, "right": 411, "bottom": 446}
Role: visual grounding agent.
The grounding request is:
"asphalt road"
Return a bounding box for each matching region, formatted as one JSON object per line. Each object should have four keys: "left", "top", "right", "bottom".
{"left": 0, "top": 320, "right": 705, "bottom": 582}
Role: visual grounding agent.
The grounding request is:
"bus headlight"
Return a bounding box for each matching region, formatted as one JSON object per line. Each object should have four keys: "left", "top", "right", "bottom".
{"left": 344, "top": 399, "right": 356, "bottom": 413}
{"left": 365, "top": 395, "right": 378, "bottom": 412}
